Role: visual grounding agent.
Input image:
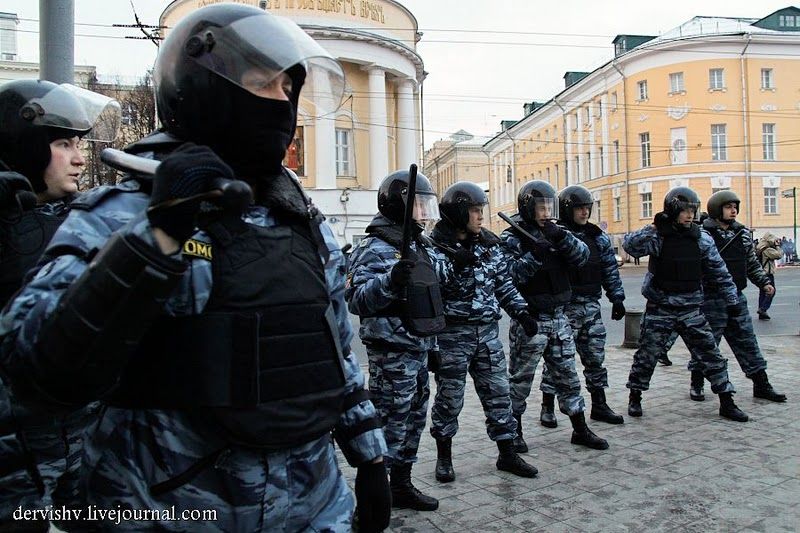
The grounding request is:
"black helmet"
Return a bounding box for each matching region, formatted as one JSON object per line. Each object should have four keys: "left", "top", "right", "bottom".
{"left": 558, "top": 185, "right": 593, "bottom": 226}
{"left": 707, "top": 190, "right": 740, "bottom": 221}
{"left": 377, "top": 169, "right": 439, "bottom": 224}
{"left": 154, "top": 4, "right": 344, "bottom": 177}
{"left": 0, "top": 80, "right": 119, "bottom": 192}
{"left": 663, "top": 186, "right": 701, "bottom": 220}
{"left": 439, "top": 181, "right": 488, "bottom": 230}
{"left": 518, "top": 180, "right": 558, "bottom": 225}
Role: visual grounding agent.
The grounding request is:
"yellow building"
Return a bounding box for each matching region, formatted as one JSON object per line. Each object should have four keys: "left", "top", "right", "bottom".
{"left": 423, "top": 130, "right": 489, "bottom": 198}
{"left": 160, "top": 0, "right": 425, "bottom": 246}
{"left": 484, "top": 6, "right": 800, "bottom": 250}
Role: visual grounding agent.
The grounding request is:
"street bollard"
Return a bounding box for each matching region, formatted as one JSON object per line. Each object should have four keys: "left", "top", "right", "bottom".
{"left": 622, "top": 308, "right": 644, "bottom": 348}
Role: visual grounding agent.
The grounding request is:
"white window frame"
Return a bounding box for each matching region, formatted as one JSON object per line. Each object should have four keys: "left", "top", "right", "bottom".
{"left": 614, "top": 196, "right": 622, "bottom": 221}
{"left": 709, "top": 68, "right": 725, "bottom": 90}
{"left": 613, "top": 140, "right": 620, "bottom": 174}
{"left": 599, "top": 146, "right": 605, "bottom": 176}
{"left": 335, "top": 127, "right": 353, "bottom": 176}
{"left": 764, "top": 187, "right": 778, "bottom": 214}
{"left": 641, "top": 192, "right": 652, "bottom": 219}
{"left": 637, "top": 80, "right": 648, "bottom": 101}
{"left": 669, "top": 72, "right": 685, "bottom": 93}
{"left": 711, "top": 124, "right": 727, "bottom": 161}
{"left": 611, "top": 91, "right": 618, "bottom": 111}
{"left": 761, "top": 68, "right": 774, "bottom": 90}
{"left": 640, "top": 132, "right": 651, "bottom": 168}
{"left": 763, "top": 123, "right": 776, "bottom": 161}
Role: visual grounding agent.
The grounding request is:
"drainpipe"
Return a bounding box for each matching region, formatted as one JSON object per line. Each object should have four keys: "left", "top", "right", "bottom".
{"left": 553, "top": 98, "right": 567, "bottom": 190}
{"left": 612, "top": 59, "right": 632, "bottom": 235}
{"left": 740, "top": 34, "right": 753, "bottom": 227}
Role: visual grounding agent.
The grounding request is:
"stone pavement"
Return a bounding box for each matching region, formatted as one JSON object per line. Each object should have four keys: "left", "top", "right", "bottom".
{"left": 340, "top": 334, "right": 800, "bottom": 532}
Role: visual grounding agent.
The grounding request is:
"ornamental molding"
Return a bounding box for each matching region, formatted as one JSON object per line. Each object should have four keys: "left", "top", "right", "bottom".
{"left": 666, "top": 104, "right": 690, "bottom": 120}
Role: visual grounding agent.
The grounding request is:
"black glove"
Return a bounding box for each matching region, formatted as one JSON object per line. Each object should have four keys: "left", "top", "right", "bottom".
{"left": 517, "top": 312, "right": 538, "bottom": 337}
{"left": 452, "top": 247, "right": 477, "bottom": 270}
{"left": 148, "top": 144, "right": 235, "bottom": 242}
{"left": 427, "top": 347, "right": 441, "bottom": 373}
{"left": 0, "top": 171, "right": 34, "bottom": 208}
{"left": 653, "top": 212, "right": 672, "bottom": 233}
{"left": 355, "top": 461, "right": 391, "bottom": 533}
{"left": 611, "top": 301, "right": 626, "bottom": 321}
{"left": 540, "top": 220, "right": 567, "bottom": 243}
{"left": 389, "top": 259, "right": 414, "bottom": 290}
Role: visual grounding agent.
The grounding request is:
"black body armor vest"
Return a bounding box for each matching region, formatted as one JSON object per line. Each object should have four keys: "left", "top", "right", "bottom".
{"left": 568, "top": 230, "right": 603, "bottom": 297}
{"left": 649, "top": 226, "right": 702, "bottom": 293}
{"left": 512, "top": 225, "right": 572, "bottom": 311}
{"left": 110, "top": 210, "right": 347, "bottom": 450}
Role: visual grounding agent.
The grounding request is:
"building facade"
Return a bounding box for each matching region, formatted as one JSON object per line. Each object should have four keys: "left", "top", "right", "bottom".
{"left": 484, "top": 7, "right": 800, "bottom": 250}
{"left": 423, "top": 130, "right": 489, "bottom": 198}
{"left": 160, "top": 0, "right": 426, "bottom": 246}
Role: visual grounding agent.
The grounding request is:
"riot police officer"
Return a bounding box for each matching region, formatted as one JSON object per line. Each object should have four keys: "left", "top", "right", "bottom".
{"left": 428, "top": 181, "right": 538, "bottom": 483}
{"left": 346, "top": 169, "right": 442, "bottom": 512}
{"left": 537, "top": 185, "right": 625, "bottom": 428}
{"left": 0, "top": 79, "right": 119, "bottom": 529}
{"left": 501, "top": 180, "right": 609, "bottom": 452}
{"left": 623, "top": 187, "right": 748, "bottom": 422}
{"left": 0, "top": 5, "right": 390, "bottom": 531}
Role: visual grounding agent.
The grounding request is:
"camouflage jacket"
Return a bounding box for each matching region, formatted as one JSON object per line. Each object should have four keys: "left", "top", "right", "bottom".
{"left": 702, "top": 218, "right": 771, "bottom": 293}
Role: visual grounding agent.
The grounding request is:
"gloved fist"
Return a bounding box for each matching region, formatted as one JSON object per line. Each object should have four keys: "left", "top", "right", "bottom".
{"left": 148, "top": 143, "right": 235, "bottom": 242}
{"left": 540, "top": 220, "right": 567, "bottom": 243}
{"left": 517, "top": 312, "right": 539, "bottom": 337}
{"left": 355, "top": 460, "right": 391, "bottom": 533}
{"left": 452, "top": 248, "right": 477, "bottom": 270}
{"left": 0, "top": 171, "right": 33, "bottom": 208}
{"left": 611, "top": 301, "right": 626, "bottom": 321}
{"left": 427, "top": 347, "right": 441, "bottom": 373}
{"left": 653, "top": 212, "right": 672, "bottom": 232}
{"left": 389, "top": 259, "right": 415, "bottom": 290}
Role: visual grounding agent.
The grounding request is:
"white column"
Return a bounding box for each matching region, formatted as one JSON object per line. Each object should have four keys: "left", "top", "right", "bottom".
{"left": 396, "top": 77, "right": 417, "bottom": 169}
{"left": 601, "top": 94, "right": 610, "bottom": 176}
{"left": 315, "top": 114, "right": 336, "bottom": 189}
{"left": 367, "top": 66, "right": 389, "bottom": 189}
{"left": 576, "top": 110, "right": 584, "bottom": 183}
{"left": 588, "top": 102, "right": 597, "bottom": 179}
{"left": 565, "top": 112, "right": 574, "bottom": 186}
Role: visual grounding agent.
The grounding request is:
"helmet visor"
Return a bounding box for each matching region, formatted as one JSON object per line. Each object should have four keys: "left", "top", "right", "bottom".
{"left": 530, "top": 197, "right": 559, "bottom": 222}
{"left": 412, "top": 193, "right": 441, "bottom": 222}
{"left": 186, "top": 14, "right": 345, "bottom": 117}
{"left": 25, "top": 84, "right": 121, "bottom": 142}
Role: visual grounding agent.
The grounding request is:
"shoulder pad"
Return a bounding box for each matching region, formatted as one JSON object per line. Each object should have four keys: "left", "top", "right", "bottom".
{"left": 70, "top": 180, "right": 144, "bottom": 211}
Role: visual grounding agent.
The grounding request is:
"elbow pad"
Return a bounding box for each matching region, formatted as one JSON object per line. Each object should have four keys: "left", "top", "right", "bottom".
{"left": 32, "top": 232, "right": 187, "bottom": 403}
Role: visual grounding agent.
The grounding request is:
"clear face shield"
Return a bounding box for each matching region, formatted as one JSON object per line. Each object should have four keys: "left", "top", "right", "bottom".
{"left": 24, "top": 84, "right": 121, "bottom": 142}
{"left": 182, "top": 14, "right": 345, "bottom": 117}
{"left": 531, "top": 197, "right": 559, "bottom": 223}
{"left": 412, "top": 193, "right": 441, "bottom": 223}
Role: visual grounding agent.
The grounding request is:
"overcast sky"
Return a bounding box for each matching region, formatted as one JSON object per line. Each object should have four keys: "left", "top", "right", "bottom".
{"left": 4, "top": 0, "right": 795, "bottom": 147}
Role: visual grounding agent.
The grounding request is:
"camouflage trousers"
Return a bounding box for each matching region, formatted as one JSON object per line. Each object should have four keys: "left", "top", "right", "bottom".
{"left": 0, "top": 382, "right": 95, "bottom": 529}
{"left": 367, "top": 345, "right": 429, "bottom": 468}
{"left": 430, "top": 322, "right": 516, "bottom": 442}
{"left": 627, "top": 303, "right": 735, "bottom": 394}
{"left": 83, "top": 407, "right": 353, "bottom": 532}
{"left": 546, "top": 299, "right": 610, "bottom": 394}
{"left": 672, "top": 294, "right": 767, "bottom": 378}
{"left": 509, "top": 308, "right": 585, "bottom": 417}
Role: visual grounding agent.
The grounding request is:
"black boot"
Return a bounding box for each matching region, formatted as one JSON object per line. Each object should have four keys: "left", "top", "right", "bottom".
{"left": 752, "top": 370, "right": 787, "bottom": 402}
{"left": 657, "top": 354, "right": 673, "bottom": 366}
{"left": 496, "top": 439, "right": 538, "bottom": 477}
{"left": 690, "top": 370, "right": 705, "bottom": 402}
{"left": 628, "top": 390, "right": 642, "bottom": 417}
{"left": 390, "top": 463, "right": 439, "bottom": 511}
{"left": 589, "top": 389, "right": 624, "bottom": 424}
{"left": 718, "top": 392, "right": 749, "bottom": 422}
{"left": 512, "top": 413, "right": 528, "bottom": 453}
{"left": 434, "top": 438, "right": 455, "bottom": 483}
{"left": 539, "top": 393, "right": 557, "bottom": 428}
{"left": 569, "top": 412, "right": 609, "bottom": 450}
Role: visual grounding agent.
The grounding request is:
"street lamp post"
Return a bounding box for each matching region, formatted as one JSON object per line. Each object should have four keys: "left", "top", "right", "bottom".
{"left": 782, "top": 187, "right": 797, "bottom": 251}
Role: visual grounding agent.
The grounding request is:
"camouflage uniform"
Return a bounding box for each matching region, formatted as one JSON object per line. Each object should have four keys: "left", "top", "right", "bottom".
{"left": 345, "top": 214, "right": 439, "bottom": 470}
{"left": 500, "top": 217, "right": 589, "bottom": 417}
{"left": 622, "top": 224, "right": 737, "bottom": 394}
{"left": 0, "top": 176, "right": 386, "bottom": 532}
{"left": 542, "top": 224, "right": 624, "bottom": 396}
{"left": 429, "top": 226, "right": 527, "bottom": 442}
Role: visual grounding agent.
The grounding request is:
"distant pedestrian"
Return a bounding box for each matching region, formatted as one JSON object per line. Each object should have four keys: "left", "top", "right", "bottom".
{"left": 756, "top": 233, "right": 782, "bottom": 320}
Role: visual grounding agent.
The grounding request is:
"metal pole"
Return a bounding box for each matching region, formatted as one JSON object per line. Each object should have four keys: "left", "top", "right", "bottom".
{"left": 39, "top": 0, "right": 75, "bottom": 84}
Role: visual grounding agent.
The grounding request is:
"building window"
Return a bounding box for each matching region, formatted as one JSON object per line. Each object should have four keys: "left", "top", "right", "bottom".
{"left": 546, "top": 167, "right": 551, "bottom": 182}
{"left": 586, "top": 152, "right": 592, "bottom": 179}
{"left": 555, "top": 164, "right": 559, "bottom": 184}
{"left": 585, "top": 107, "right": 591, "bottom": 124}
{"left": 788, "top": 15, "right": 797, "bottom": 27}
{"left": 711, "top": 124, "right": 727, "bottom": 161}
{"left": 639, "top": 132, "right": 651, "bottom": 168}
{"left": 761, "top": 68, "right": 774, "bottom": 89}
{"left": 335, "top": 128, "right": 353, "bottom": 176}
{"left": 763, "top": 123, "right": 776, "bottom": 160}
{"left": 709, "top": 68, "right": 725, "bottom": 90}
{"left": 611, "top": 91, "right": 618, "bottom": 111}
{"left": 553, "top": 125, "right": 558, "bottom": 138}
{"left": 599, "top": 147, "right": 605, "bottom": 175}
{"left": 284, "top": 126, "right": 305, "bottom": 176}
{"left": 764, "top": 187, "right": 778, "bottom": 214}
{"left": 613, "top": 140, "right": 620, "bottom": 173}
{"left": 597, "top": 100, "right": 603, "bottom": 118}
{"left": 637, "top": 80, "right": 648, "bottom": 100}
{"left": 669, "top": 72, "right": 685, "bottom": 93}
{"left": 594, "top": 199, "right": 601, "bottom": 223}
{"left": 614, "top": 196, "right": 621, "bottom": 221}
{"left": 641, "top": 192, "right": 652, "bottom": 219}
{"left": 575, "top": 156, "right": 580, "bottom": 182}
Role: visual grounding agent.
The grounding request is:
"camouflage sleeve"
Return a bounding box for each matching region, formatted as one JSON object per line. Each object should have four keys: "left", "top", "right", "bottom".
{"left": 555, "top": 230, "right": 589, "bottom": 267}
{"left": 742, "top": 231, "right": 772, "bottom": 288}
{"left": 499, "top": 230, "right": 542, "bottom": 285}
{"left": 491, "top": 245, "right": 528, "bottom": 318}
{"left": 345, "top": 239, "right": 400, "bottom": 317}
{"left": 320, "top": 224, "right": 387, "bottom": 465}
{"left": 700, "top": 231, "right": 739, "bottom": 306}
{"left": 597, "top": 233, "right": 625, "bottom": 303}
{"left": 623, "top": 224, "right": 661, "bottom": 258}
